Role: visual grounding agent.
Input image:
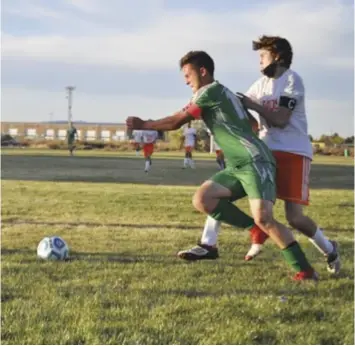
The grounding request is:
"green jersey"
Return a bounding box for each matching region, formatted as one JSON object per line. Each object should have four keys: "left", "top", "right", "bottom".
{"left": 186, "top": 81, "right": 275, "bottom": 167}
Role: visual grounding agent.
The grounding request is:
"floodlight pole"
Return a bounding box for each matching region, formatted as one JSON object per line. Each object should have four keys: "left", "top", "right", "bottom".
{"left": 65, "top": 86, "right": 75, "bottom": 127}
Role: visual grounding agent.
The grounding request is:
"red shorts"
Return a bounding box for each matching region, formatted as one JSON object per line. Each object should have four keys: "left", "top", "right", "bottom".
{"left": 273, "top": 151, "right": 311, "bottom": 205}
{"left": 185, "top": 146, "right": 193, "bottom": 153}
{"left": 143, "top": 143, "right": 154, "bottom": 158}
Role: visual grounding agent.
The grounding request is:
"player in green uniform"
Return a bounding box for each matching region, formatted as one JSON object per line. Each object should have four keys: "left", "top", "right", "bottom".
{"left": 126, "top": 51, "right": 318, "bottom": 281}
{"left": 66, "top": 123, "right": 77, "bottom": 156}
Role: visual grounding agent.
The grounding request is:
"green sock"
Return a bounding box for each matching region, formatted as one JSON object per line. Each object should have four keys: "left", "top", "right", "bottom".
{"left": 210, "top": 199, "right": 255, "bottom": 229}
{"left": 282, "top": 242, "right": 312, "bottom": 272}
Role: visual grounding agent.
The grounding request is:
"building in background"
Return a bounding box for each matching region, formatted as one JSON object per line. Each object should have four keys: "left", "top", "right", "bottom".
{"left": 0, "top": 121, "right": 128, "bottom": 142}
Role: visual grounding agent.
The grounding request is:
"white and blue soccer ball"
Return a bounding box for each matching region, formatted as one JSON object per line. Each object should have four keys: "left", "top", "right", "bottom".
{"left": 37, "top": 236, "right": 69, "bottom": 260}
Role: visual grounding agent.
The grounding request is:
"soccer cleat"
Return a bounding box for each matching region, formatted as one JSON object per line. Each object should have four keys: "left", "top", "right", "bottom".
{"left": 292, "top": 268, "right": 319, "bottom": 281}
{"left": 177, "top": 243, "right": 219, "bottom": 261}
{"left": 326, "top": 240, "right": 340, "bottom": 274}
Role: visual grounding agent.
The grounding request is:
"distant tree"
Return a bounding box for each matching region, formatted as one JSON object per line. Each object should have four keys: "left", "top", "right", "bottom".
{"left": 308, "top": 134, "right": 314, "bottom": 142}
{"left": 330, "top": 133, "right": 344, "bottom": 145}
{"left": 167, "top": 128, "right": 183, "bottom": 149}
{"left": 344, "top": 136, "right": 354, "bottom": 144}
{"left": 318, "top": 133, "right": 344, "bottom": 146}
{"left": 318, "top": 134, "right": 328, "bottom": 143}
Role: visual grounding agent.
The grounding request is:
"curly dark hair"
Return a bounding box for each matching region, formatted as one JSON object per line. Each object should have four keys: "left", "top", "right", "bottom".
{"left": 179, "top": 51, "right": 215, "bottom": 76}
{"left": 252, "top": 35, "right": 293, "bottom": 68}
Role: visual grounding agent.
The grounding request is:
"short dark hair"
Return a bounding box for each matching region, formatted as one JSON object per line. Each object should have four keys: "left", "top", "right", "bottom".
{"left": 252, "top": 35, "right": 293, "bottom": 68}
{"left": 179, "top": 51, "right": 215, "bottom": 76}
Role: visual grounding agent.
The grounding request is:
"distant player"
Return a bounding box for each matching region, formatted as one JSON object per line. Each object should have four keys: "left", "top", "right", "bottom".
{"left": 182, "top": 122, "right": 197, "bottom": 168}
{"left": 207, "top": 129, "right": 226, "bottom": 170}
{"left": 66, "top": 123, "right": 77, "bottom": 156}
{"left": 213, "top": 141, "right": 226, "bottom": 171}
{"left": 142, "top": 130, "right": 158, "bottom": 173}
{"left": 132, "top": 130, "right": 142, "bottom": 156}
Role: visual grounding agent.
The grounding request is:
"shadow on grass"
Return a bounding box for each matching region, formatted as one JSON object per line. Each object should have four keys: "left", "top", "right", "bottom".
{"left": 2, "top": 154, "right": 354, "bottom": 189}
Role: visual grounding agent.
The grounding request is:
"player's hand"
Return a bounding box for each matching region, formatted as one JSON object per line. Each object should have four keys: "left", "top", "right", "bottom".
{"left": 126, "top": 117, "right": 145, "bottom": 130}
{"left": 236, "top": 92, "right": 258, "bottom": 111}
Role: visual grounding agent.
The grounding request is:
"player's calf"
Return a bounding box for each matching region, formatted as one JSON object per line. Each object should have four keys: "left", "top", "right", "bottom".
{"left": 249, "top": 199, "right": 318, "bottom": 281}
{"left": 183, "top": 151, "right": 190, "bottom": 168}
{"left": 144, "top": 156, "right": 151, "bottom": 173}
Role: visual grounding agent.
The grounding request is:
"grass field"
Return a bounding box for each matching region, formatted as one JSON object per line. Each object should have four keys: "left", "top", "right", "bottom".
{"left": 1, "top": 149, "right": 354, "bottom": 345}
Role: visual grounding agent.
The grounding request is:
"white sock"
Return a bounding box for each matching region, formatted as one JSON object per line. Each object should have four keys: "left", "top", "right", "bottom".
{"left": 308, "top": 228, "right": 334, "bottom": 255}
{"left": 200, "top": 216, "right": 221, "bottom": 246}
{"left": 245, "top": 244, "right": 263, "bottom": 258}
{"left": 144, "top": 160, "right": 150, "bottom": 171}
{"left": 189, "top": 159, "right": 195, "bottom": 168}
{"left": 183, "top": 158, "right": 188, "bottom": 167}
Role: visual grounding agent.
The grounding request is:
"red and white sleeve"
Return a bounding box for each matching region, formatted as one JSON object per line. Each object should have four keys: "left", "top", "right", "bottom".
{"left": 183, "top": 103, "right": 202, "bottom": 119}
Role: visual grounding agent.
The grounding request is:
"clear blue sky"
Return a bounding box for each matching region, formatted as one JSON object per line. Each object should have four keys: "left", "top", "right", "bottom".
{"left": 2, "top": 0, "right": 354, "bottom": 137}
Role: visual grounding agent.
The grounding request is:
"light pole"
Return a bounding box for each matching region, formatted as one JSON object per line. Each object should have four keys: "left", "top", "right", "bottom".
{"left": 65, "top": 86, "right": 75, "bottom": 127}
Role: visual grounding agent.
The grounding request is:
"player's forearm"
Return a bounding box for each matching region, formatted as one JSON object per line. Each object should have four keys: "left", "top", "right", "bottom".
{"left": 143, "top": 114, "right": 186, "bottom": 131}
{"left": 251, "top": 104, "right": 289, "bottom": 128}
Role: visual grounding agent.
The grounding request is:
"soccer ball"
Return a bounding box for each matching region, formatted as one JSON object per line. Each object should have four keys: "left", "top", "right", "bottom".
{"left": 37, "top": 236, "right": 69, "bottom": 260}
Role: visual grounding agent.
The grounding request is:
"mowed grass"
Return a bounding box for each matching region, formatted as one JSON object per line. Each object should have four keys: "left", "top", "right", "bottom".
{"left": 1, "top": 151, "right": 354, "bottom": 345}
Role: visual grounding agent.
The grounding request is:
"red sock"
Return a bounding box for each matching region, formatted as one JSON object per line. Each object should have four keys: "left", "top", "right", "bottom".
{"left": 250, "top": 225, "right": 269, "bottom": 244}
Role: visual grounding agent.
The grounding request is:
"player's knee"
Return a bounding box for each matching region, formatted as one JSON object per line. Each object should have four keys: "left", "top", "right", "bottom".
{"left": 192, "top": 190, "right": 214, "bottom": 214}
{"left": 286, "top": 209, "right": 304, "bottom": 229}
{"left": 192, "top": 191, "right": 205, "bottom": 212}
{"left": 253, "top": 211, "right": 274, "bottom": 230}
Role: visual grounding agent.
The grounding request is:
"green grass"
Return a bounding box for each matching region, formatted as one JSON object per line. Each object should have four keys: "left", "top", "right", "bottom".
{"left": 1, "top": 152, "right": 354, "bottom": 344}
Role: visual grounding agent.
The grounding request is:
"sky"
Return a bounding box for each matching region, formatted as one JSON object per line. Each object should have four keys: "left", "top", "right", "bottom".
{"left": 1, "top": 0, "right": 354, "bottom": 137}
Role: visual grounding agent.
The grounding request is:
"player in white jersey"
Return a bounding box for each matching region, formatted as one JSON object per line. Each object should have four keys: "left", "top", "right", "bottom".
{"left": 182, "top": 122, "right": 197, "bottom": 168}
{"left": 207, "top": 129, "right": 226, "bottom": 170}
{"left": 131, "top": 130, "right": 142, "bottom": 156}
{"left": 142, "top": 130, "right": 158, "bottom": 172}
{"left": 190, "top": 36, "right": 339, "bottom": 275}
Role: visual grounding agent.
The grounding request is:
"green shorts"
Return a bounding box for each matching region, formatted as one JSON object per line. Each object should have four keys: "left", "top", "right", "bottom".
{"left": 211, "top": 161, "right": 276, "bottom": 202}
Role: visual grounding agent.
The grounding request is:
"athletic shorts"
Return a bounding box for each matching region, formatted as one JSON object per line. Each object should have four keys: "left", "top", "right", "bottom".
{"left": 210, "top": 160, "right": 276, "bottom": 202}
{"left": 143, "top": 143, "right": 154, "bottom": 158}
{"left": 273, "top": 151, "right": 311, "bottom": 205}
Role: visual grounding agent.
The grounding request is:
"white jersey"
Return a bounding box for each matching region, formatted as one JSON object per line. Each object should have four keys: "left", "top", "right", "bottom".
{"left": 245, "top": 69, "right": 313, "bottom": 159}
{"left": 207, "top": 128, "right": 221, "bottom": 151}
{"left": 132, "top": 130, "right": 143, "bottom": 143}
{"left": 184, "top": 127, "right": 197, "bottom": 147}
{"left": 142, "top": 130, "right": 158, "bottom": 144}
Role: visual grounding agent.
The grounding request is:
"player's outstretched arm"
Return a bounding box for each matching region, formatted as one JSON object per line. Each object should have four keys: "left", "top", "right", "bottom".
{"left": 126, "top": 111, "right": 195, "bottom": 132}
